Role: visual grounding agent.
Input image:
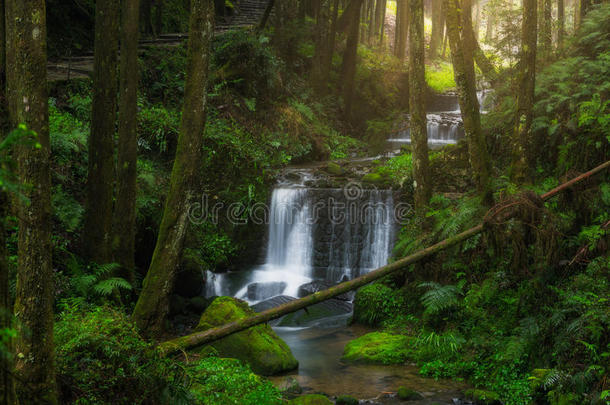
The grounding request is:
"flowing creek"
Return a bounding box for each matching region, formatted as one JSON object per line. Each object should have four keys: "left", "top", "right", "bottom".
{"left": 204, "top": 92, "right": 490, "bottom": 402}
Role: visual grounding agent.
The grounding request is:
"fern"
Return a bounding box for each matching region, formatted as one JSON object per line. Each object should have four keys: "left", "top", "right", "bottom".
{"left": 93, "top": 278, "right": 133, "bottom": 297}
{"left": 71, "top": 261, "right": 131, "bottom": 300}
{"left": 419, "top": 282, "right": 461, "bottom": 315}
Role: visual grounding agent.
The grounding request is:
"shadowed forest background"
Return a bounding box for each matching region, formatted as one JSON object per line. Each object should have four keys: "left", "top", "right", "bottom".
{"left": 0, "top": 0, "right": 608, "bottom": 404}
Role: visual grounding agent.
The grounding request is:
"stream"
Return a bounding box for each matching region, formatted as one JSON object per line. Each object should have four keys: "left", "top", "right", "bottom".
{"left": 204, "top": 91, "right": 490, "bottom": 402}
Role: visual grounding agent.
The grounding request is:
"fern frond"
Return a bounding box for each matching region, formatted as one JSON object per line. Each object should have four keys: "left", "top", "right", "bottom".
{"left": 92, "top": 278, "right": 133, "bottom": 296}
{"left": 419, "top": 282, "right": 461, "bottom": 314}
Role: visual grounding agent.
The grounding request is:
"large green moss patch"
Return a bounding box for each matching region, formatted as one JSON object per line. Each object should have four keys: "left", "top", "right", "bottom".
{"left": 342, "top": 332, "right": 413, "bottom": 364}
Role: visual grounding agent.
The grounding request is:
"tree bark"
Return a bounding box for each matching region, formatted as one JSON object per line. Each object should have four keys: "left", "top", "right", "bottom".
{"left": 84, "top": 0, "right": 120, "bottom": 264}
{"left": 511, "top": 0, "right": 537, "bottom": 183}
{"left": 557, "top": 0, "right": 564, "bottom": 53}
{"left": 397, "top": 0, "right": 409, "bottom": 60}
{"left": 5, "top": 0, "right": 57, "bottom": 402}
{"left": 158, "top": 159, "right": 610, "bottom": 355}
{"left": 540, "top": 0, "right": 552, "bottom": 62}
{"left": 430, "top": 0, "right": 443, "bottom": 58}
{"left": 321, "top": 0, "right": 340, "bottom": 85}
{"left": 379, "top": 0, "right": 387, "bottom": 45}
{"left": 409, "top": 0, "right": 432, "bottom": 214}
{"left": 341, "top": 0, "right": 363, "bottom": 119}
{"left": 444, "top": 0, "right": 492, "bottom": 199}
{"left": 373, "top": 0, "right": 384, "bottom": 43}
{"left": 485, "top": 8, "right": 494, "bottom": 42}
{"left": 132, "top": 0, "right": 214, "bottom": 335}
{"left": 113, "top": 0, "right": 141, "bottom": 283}
{"left": 258, "top": 0, "right": 276, "bottom": 31}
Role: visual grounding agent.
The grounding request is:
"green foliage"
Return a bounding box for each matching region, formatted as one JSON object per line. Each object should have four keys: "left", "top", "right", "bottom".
{"left": 352, "top": 283, "right": 407, "bottom": 327}
{"left": 342, "top": 332, "right": 413, "bottom": 364}
{"left": 138, "top": 103, "right": 181, "bottom": 155}
{"left": 0, "top": 125, "right": 39, "bottom": 197}
{"left": 67, "top": 260, "right": 132, "bottom": 301}
{"left": 188, "top": 356, "right": 282, "bottom": 405}
{"left": 419, "top": 282, "right": 461, "bottom": 316}
{"left": 55, "top": 303, "right": 191, "bottom": 404}
{"left": 425, "top": 62, "right": 457, "bottom": 93}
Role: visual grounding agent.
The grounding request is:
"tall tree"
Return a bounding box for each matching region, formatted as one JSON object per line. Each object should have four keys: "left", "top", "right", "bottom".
{"left": 430, "top": 0, "right": 443, "bottom": 58}
{"left": 341, "top": 0, "right": 363, "bottom": 119}
{"left": 396, "top": 0, "right": 409, "bottom": 60}
{"left": 6, "top": 0, "right": 57, "bottom": 402}
{"left": 374, "top": 0, "right": 385, "bottom": 43}
{"left": 133, "top": 0, "right": 215, "bottom": 335}
{"left": 444, "top": 0, "right": 492, "bottom": 198}
{"left": 321, "top": 0, "right": 340, "bottom": 85}
{"left": 557, "top": 0, "right": 565, "bottom": 52}
{"left": 113, "top": 0, "right": 141, "bottom": 282}
{"left": 84, "top": 0, "right": 120, "bottom": 264}
{"left": 379, "top": 0, "right": 387, "bottom": 45}
{"left": 540, "top": 0, "right": 552, "bottom": 61}
{"left": 511, "top": 0, "right": 537, "bottom": 182}
{"left": 409, "top": 0, "right": 432, "bottom": 213}
{"left": 0, "top": 0, "right": 15, "bottom": 401}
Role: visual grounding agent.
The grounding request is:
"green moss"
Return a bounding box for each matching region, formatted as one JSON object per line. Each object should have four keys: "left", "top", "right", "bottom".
{"left": 195, "top": 297, "right": 298, "bottom": 375}
{"left": 342, "top": 332, "right": 413, "bottom": 364}
{"left": 397, "top": 387, "right": 424, "bottom": 400}
{"left": 326, "top": 162, "right": 344, "bottom": 175}
{"left": 464, "top": 389, "right": 501, "bottom": 405}
{"left": 362, "top": 172, "right": 384, "bottom": 184}
{"left": 336, "top": 395, "right": 359, "bottom": 405}
{"left": 288, "top": 394, "right": 333, "bottom": 405}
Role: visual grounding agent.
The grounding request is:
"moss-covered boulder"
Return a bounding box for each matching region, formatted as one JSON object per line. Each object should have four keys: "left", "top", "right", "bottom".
{"left": 195, "top": 296, "right": 298, "bottom": 375}
{"left": 288, "top": 394, "right": 333, "bottom": 405}
{"left": 326, "top": 162, "right": 344, "bottom": 175}
{"left": 397, "top": 387, "right": 424, "bottom": 400}
{"left": 464, "top": 389, "right": 501, "bottom": 405}
{"left": 335, "top": 395, "right": 359, "bottom": 405}
{"left": 342, "top": 332, "right": 413, "bottom": 364}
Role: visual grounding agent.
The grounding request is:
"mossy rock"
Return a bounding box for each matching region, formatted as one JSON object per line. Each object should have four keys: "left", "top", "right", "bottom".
{"left": 464, "top": 389, "right": 501, "bottom": 405}
{"left": 195, "top": 296, "right": 298, "bottom": 376}
{"left": 342, "top": 332, "right": 412, "bottom": 364}
{"left": 336, "top": 395, "right": 359, "bottom": 405}
{"left": 288, "top": 394, "right": 333, "bottom": 405}
{"left": 397, "top": 387, "right": 423, "bottom": 400}
{"left": 326, "top": 162, "right": 344, "bottom": 175}
{"left": 361, "top": 172, "right": 384, "bottom": 184}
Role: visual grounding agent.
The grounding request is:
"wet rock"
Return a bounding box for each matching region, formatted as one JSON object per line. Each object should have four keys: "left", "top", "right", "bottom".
{"left": 195, "top": 296, "right": 298, "bottom": 375}
{"left": 336, "top": 395, "right": 359, "bottom": 405}
{"left": 289, "top": 394, "right": 333, "bottom": 405}
{"left": 298, "top": 281, "right": 354, "bottom": 301}
{"left": 251, "top": 295, "right": 296, "bottom": 312}
{"left": 276, "top": 298, "right": 352, "bottom": 327}
{"left": 397, "top": 387, "right": 423, "bottom": 401}
{"left": 247, "top": 281, "right": 287, "bottom": 301}
{"left": 277, "top": 376, "right": 302, "bottom": 395}
{"left": 463, "top": 389, "right": 501, "bottom": 405}
{"left": 325, "top": 162, "right": 344, "bottom": 176}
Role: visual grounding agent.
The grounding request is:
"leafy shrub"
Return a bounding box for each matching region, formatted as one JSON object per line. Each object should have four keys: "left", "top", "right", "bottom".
{"left": 55, "top": 303, "right": 190, "bottom": 404}
{"left": 188, "top": 356, "right": 282, "bottom": 405}
{"left": 425, "top": 62, "right": 456, "bottom": 93}
{"left": 138, "top": 104, "right": 181, "bottom": 155}
{"left": 353, "top": 283, "right": 407, "bottom": 327}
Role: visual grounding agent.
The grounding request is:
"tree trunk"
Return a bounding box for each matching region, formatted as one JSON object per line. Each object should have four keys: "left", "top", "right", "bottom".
{"left": 444, "top": 0, "right": 492, "bottom": 198}
{"left": 374, "top": 0, "right": 384, "bottom": 43}
{"left": 557, "top": 0, "right": 564, "bottom": 53}
{"left": 409, "top": 0, "right": 432, "bottom": 214}
{"left": 0, "top": 0, "right": 15, "bottom": 401}
{"left": 341, "top": 0, "right": 363, "bottom": 119}
{"left": 379, "top": 0, "right": 387, "bottom": 45}
{"left": 430, "top": 0, "right": 442, "bottom": 58}
{"left": 132, "top": 0, "right": 214, "bottom": 336}
{"left": 397, "top": 0, "right": 409, "bottom": 60}
{"left": 394, "top": 0, "right": 402, "bottom": 53}
{"left": 5, "top": 0, "right": 57, "bottom": 402}
{"left": 484, "top": 6, "right": 494, "bottom": 42}
{"left": 511, "top": 0, "right": 537, "bottom": 183}
{"left": 321, "top": 0, "right": 340, "bottom": 86}
{"left": 312, "top": 0, "right": 327, "bottom": 91}
{"left": 154, "top": 0, "right": 163, "bottom": 36}
{"left": 579, "top": 0, "right": 590, "bottom": 22}
{"left": 258, "top": 0, "right": 276, "bottom": 31}
{"left": 84, "top": 0, "right": 120, "bottom": 265}
{"left": 540, "top": 0, "right": 552, "bottom": 62}
{"left": 114, "top": 0, "right": 141, "bottom": 283}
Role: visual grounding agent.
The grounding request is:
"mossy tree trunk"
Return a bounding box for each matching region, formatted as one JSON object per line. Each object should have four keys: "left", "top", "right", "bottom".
{"left": 5, "top": 0, "right": 57, "bottom": 402}
{"left": 540, "top": 0, "right": 552, "bottom": 62}
{"left": 341, "top": 0, "right": 363, "bottom": 120}
{"left": 373, "top": 0, "right": 385, "bottom": 43}
{"left": 132, "top": 0, "right": 214, "bottom": 336}
{"left": 113, "top": 0, "right": 141, "bottom": 283}
{"left": 557, "top": 0, "right": 564, "bottom": 53}
{"left": 0, "top": 0, "right": 15, "bottom": 401}
{"left": 444, "top": 0, "right": 492, "bottom": 199}
{"left": 430, "top": 0, "right": 443, "bottom": 58}
{"left": 409, "top": 0, "right": 431, "bottom": 214}
{"left": 511, "top": 0, "right": 537, "bottom": 183}
{"left": 84, "top": 0, "right": 120, "bottom": 264}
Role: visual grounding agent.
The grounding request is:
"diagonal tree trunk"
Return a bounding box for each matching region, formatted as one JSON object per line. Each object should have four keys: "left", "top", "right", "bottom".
{"left": 409, "top": 0, "right": 432, "bottom": 214}
{"left": 84, "top": 0, "right": 120, "bottom": 264}
{"left": 133, "top": 0, "right": 215, "bottom": 336}
{"left": 114, "top": 0, "right": 141, "bottom": 283}
{"left": 5, "top": 0, "right": 57, "bottom": 401}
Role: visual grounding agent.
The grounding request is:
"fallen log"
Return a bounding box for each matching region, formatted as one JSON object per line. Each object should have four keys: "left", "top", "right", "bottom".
{"left": 159, "top": 160, "right": 610, "bottom": 356}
